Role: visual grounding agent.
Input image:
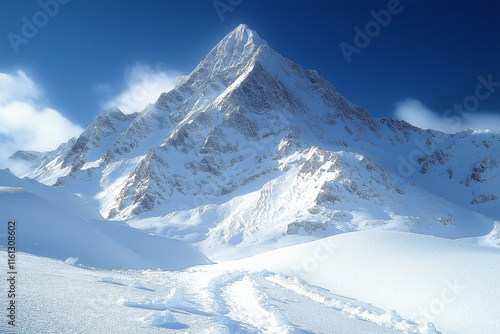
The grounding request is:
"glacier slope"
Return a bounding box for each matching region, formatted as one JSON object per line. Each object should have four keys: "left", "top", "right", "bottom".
{"left": 129, "top": 146, "right": 494, "bottom": 261}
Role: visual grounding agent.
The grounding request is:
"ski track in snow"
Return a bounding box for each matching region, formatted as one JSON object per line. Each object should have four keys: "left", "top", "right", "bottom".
{"left": 0, "top": 251, "right": 439, "bottom": 334}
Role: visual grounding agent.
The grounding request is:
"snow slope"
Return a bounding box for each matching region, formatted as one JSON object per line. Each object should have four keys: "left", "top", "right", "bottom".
{"left": 129, "top": 146, "right": 495, "bottom": 261}
{"left": 218, "top": 230, "right": 500, "bottom": 334}
{"left": 0, "top": 248, "right": 435, "bottom": 334}
{"left": 0, "top": 169, "right": 209, "bottom": 270}
{"left": 3, "top": 229, "right": 497, "bottom": 334}
{"left": 461, "top": 220, "right": 500, "bottom": 248}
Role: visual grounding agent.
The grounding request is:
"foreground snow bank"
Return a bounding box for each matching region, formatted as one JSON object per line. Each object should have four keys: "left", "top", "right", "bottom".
{"left": 0, "top": 169, "right": 209, "bottom": 270}
{"left": 141, "top": 310, "right": 187, "bottom": 329}
{"left": 219, "top": 230, "right": 500, "bottom": 334}
{"left": 461, "top": 221, "right": 500, "bottom": 248}
{"left": 0, "top": 251, "right": 407, "bottom": 334}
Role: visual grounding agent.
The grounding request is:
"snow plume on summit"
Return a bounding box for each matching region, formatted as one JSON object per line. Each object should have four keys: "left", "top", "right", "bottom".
{"left": 100, "top": 63, "right": 181, "bottom": 114}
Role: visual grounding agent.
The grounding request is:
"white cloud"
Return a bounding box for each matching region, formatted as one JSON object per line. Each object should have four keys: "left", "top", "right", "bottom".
{"left": 394, "top": 98, "right": 500, "bottom": 133}
{"left": 0, "top": 70, "right": 84, "bottom": 168}
{"left": 101, "top": 63, "right": 180, "bottom": 114}
{"left": 0, "top": 70, "right": 41, "bottom": 103}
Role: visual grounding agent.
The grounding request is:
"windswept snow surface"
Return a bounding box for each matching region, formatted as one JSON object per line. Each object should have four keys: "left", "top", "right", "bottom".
{"left": 1, "top": 230, "right": 498, "bottom": 333}
{"left": 461, "top": 221, "right": 500, "bottom": 248}
{"left": 0, "top": 249, "right": 428, "bottom": 334}
{"left": 218, "top": 230, "right": 500, "bottom": 334}
{"left": 0, "top": 169, "right": 209, "bottom": 270}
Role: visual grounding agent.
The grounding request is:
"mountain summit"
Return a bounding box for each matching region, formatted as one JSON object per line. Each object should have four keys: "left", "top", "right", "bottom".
{"left": 220, "top": 23, "right": 268, "bottom": 49}
{"left": 10, "top": 24, "right": 499, "bottom": 258}
{"left": 181, "top": 23, "right": 269, "bottom": 89}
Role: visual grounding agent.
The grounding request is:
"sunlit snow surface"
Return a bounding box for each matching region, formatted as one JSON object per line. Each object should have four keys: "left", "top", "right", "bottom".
{"left": 1, "top": 230, "right": 499, "bottom": 334}
{"left": 0, "top": 169, "right": 209, "bottom": 270}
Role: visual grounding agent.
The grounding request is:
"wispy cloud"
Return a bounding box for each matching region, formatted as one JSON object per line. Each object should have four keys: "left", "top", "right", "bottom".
{"left": 0, "top": 70, "right": 84, "bottom": 168}
{"left": 100, "top": 63, "right": 180, "bottom": 114}
{"left": 394, "top": 98, "right": 500, "bottom": 133}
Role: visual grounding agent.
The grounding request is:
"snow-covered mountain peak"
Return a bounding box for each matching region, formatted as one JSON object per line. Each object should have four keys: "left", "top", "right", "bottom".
{"left": 193, "top": 24, "right": 270, "bottom": 78}
{"left": 227, "top": 23, "right": 267, "bottom": 47}
{"left": 98, "top": 106, "right": 132, "bottom": 120}
{"left": 9, "top": 25, "right": 499, "bottom": 242}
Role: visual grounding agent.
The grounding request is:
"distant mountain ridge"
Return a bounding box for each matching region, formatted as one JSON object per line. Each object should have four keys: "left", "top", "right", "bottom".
{"left": 9, "top": 24, "right": 500, "bottom": 258}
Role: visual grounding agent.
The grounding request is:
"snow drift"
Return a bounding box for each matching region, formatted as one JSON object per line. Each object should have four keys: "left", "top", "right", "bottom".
{"left": 0, "top": 169, "right": 209, "bottom": 270}
{"left": 219, "top": 230, "right": 500, "bottom": 334}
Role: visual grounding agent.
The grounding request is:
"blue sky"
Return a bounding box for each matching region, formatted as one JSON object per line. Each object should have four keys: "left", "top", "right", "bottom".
{"left": 0, "top": 0, "right": 499, "bottom": 162}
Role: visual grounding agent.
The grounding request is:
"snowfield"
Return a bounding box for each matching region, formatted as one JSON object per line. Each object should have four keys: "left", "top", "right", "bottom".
{"left": 1, "top": 230, "right": 499, "bottom": 334}
{"left": 217, "top": 231, "right": 500, "bottom": 334}
{"left": 0, "top": 169, "right": 209, "bottom": 270}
